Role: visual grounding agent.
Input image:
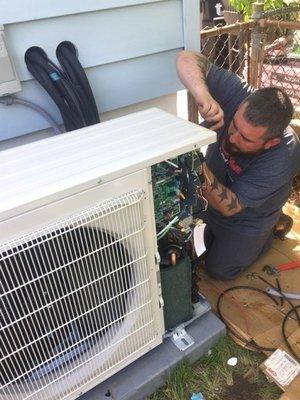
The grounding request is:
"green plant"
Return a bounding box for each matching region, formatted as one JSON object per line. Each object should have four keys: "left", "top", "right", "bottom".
{"left": 292, "top": 44, "right": 300, "bottom": 55}
{"left": 229, "top": 0, "right": 285, "bottom": 20}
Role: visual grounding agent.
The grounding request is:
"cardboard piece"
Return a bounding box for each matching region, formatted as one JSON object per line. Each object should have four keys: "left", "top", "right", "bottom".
{"left": 197, "top": 243, "right": 300, "bottom": 352}
{"left": 197, "top": 204, "right": 300, "bottom": 354}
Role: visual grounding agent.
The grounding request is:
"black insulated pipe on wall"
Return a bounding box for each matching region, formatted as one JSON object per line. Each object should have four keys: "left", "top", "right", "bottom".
{"left": 25, "top": 42, "right": 100, "bottom": 132}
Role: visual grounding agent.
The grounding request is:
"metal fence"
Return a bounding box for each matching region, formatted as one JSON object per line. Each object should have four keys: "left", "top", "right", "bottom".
{"left": 199, "top": 4, "right": 300, "bottom": 106}
{"left": 188, "top": 20, "right": 254, "bottom": 122}
{"left": 201, "top": 21, "right": 253, "bottom": 84}
{"left": 261, "top": 6, "right": 300, "bottom": 108}
{"left": 196, "top": 4, "right": 300, "bottom": 205}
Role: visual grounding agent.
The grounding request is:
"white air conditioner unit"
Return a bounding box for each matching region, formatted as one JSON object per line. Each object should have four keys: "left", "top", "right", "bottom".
{"left": 0, "top": 108, "right": 215, "bottom": 400}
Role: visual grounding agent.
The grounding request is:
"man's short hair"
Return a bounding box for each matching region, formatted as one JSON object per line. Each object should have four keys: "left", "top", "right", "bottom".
{"left": 242, "top": 87, "right": 293, "bottom": 140}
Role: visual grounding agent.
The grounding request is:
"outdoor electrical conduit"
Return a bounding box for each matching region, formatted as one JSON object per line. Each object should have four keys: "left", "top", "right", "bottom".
{"left": 0, "top": 96, "right": 63, "bottom": 135}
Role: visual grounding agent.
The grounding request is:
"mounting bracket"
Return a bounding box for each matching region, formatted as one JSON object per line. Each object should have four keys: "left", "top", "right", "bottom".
{"left": 171, "top": 324, "right": 195, "bottom": 351}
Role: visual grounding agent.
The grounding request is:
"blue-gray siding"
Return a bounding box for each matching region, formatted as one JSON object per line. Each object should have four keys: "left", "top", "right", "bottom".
{"left": 0, "top": 0, "right": 200, "bottom": 140}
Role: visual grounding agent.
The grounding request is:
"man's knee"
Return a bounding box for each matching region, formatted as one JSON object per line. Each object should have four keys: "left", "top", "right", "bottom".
{"left": 205, "top": 260, "right": 247, "bottom": 281}
{"left": 203, "top": 230, "right": 273, "bottom": 280}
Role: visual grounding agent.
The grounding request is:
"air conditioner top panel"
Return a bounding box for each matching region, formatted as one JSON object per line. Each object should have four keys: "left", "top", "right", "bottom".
{"left": 0, "top": 108, "right": 215, "bottom": 221}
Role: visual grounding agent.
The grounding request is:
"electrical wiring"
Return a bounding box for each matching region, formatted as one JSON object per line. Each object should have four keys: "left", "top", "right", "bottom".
{"left": 156, "top": 216, "right": 180, "bottom": 240}
{"left": 196, "top": 187, "right": 208, "bottom": 211}
{"left": 169, "top": 227, "right": 188, "bottom": 242}
{"left": 202, "top": 163, "right": 212, "bottom": 186}
{"left": 202, "top": 280, "right": 252, "bottom": 335}
{"left": 217, "top": 284, "right": 300, "bottom": 359}
{"left": 217, "top": 285, "right": 279, "bottom": 352}
{"left": 0, "top": 96, "right": 63, "bottom": 135}
{"left": 165, "top": 160, "right": 179, "bottom": 169}
{"left": 156, "top": 152, "right": 207, "bottom": 261}
{"left": 281, "top": 305, "right": 300, "bottom": 362}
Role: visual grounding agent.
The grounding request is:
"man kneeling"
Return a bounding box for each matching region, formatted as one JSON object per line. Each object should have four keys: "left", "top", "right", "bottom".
{"left": 177, "top": 51, "right": 300, "bottom": 280}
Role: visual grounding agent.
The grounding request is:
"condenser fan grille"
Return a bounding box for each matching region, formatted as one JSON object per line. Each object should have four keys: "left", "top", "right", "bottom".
{"left": 0, "top": 190, "right": 156, "bottom": 400}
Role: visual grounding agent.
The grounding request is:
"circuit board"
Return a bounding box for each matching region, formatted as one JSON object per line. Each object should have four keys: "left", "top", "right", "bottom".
{"left": 151, "top": 150, "right": 205, "bottom": 224}
{"left": 151, "top": 160, "right": 180, "bottom": 223}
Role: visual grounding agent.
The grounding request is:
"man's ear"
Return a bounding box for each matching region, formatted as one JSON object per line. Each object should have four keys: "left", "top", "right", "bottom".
{"left": 264, "top": 137, "right": 281, "bottom": 150}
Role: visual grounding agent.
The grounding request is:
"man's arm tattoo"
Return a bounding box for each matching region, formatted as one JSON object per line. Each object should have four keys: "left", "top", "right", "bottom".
{"left": 208, "top": 176, "right": 243, "bottom": 214}
{"left": 202, "top": 163, "right": 244, "bottom": 216}
{"left": 227, "top": 196, "right": 239, "bottom": 211}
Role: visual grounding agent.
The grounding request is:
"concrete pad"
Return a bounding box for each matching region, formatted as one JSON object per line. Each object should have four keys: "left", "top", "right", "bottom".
{"left": 79, "top": 312, "right": 225, "bottom": 400}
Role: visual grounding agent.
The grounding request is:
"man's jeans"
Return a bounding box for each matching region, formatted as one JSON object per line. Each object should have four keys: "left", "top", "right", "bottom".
{"left": 204, "top": 225, "right": 273, "bottom": 280}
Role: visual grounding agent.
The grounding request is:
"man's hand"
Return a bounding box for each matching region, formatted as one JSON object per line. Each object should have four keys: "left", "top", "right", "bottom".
{"left": 176, "top": 51, "right": 224, "bottom": 131}
{"left": 197, "top": 93, "right": 224, "bottom": 131}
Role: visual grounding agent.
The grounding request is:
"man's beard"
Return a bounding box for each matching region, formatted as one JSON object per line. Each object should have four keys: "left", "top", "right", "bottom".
{"left": 223, "top": 136, "right": 265, "bottom": 158}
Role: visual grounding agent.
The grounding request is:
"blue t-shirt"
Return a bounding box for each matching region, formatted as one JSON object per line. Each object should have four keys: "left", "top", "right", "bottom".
{"left": 202, "top": 64, "right": 300, "bottom": 235}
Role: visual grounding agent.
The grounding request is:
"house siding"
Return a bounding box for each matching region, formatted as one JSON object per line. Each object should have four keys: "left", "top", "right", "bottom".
{"left": 0, "top": 0, "right": 200, "bottom": 140}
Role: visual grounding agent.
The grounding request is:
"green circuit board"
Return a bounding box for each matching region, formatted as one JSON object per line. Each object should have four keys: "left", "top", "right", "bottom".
{"left": 151, "top": 150, "right": 204, "bottom": 224}
{"left": 151, "top": 160, "right": 181, "bottom": 223}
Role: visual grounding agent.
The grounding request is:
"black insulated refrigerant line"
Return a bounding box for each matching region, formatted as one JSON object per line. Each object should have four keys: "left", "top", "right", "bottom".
{"left": 25, "top": 42, "right": 100, "bottom": 132}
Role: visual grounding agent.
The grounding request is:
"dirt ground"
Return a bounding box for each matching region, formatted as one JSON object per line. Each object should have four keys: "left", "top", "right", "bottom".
{"left": 222, "top": 374, "right": 262, "bottom": 400}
